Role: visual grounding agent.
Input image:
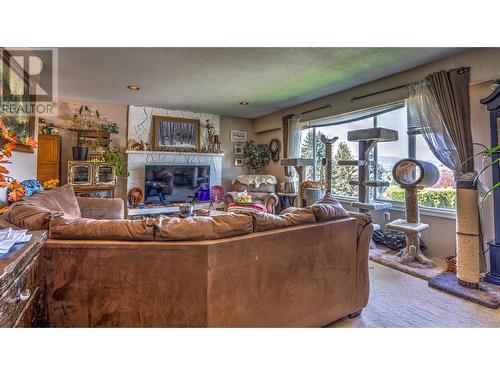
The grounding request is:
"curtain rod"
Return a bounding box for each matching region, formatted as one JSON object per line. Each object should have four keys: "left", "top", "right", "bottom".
{"left": 350, "top": 66, "right": 470, "bottom": 102}
{"left": 300, "top": 104, "right": 332, "bottom": 116}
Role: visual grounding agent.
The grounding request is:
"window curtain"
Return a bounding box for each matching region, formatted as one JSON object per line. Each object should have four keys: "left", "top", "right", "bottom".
{"left": 282, "top": 114, "right": 306, "bottom": 177}
{"left": 407, "top": 80, "right": 460, "bottom": 172}
{"left": 408, "top": 67, "right": 486, "bottom": 284}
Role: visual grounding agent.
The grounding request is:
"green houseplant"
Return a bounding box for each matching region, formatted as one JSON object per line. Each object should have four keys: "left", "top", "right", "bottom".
{"left": 102, "top": 146, "right": 129, "bottom": 178}
{"left": 242, "top": 141, "right": 271, "bottom": 174}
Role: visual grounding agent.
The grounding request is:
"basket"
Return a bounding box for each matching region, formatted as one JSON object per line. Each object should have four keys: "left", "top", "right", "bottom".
{"left": 446, "top": 256, "right": 457, "bottom": 273}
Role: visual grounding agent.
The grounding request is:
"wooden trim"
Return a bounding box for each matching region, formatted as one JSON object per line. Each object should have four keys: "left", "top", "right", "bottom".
{"left": 152, "top": 115, "right": 200, "bottom": 151}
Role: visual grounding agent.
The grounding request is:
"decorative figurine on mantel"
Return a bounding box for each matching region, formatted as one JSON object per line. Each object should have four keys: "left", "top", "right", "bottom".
{"left": 386, "top": 159, "right": 439, "bottom": 267}
{"left": 203, "top": 119, "right": 222, "bottom": 153}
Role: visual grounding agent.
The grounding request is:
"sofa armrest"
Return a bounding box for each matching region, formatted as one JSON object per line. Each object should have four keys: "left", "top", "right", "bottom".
{"left": 261, "top": 193, "right": 278, "bottom": 214}
{"left": 77, "top": 197, "right": 125, "bottom": 220}
{"left": 355, "top": 222, "right": 374, "bottom": 311}
{"left": 224, "top": 192, "right": 238, "bottom": 206}
{"left": 348, "top": 211, "right": 373, "bottom": 239}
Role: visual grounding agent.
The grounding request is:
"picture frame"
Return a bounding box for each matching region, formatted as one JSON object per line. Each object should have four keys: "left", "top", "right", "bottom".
{"left": 234, "top": 157, "right": 244, "bottom": 167}
{"left": 233, "top": 143, "right": 244, "bottom": 156}
{"left": 152, "top": 115, "right": 200, "bottom": 151}
{"left": 230, "top": 129, "right": 247, "bottom": 143}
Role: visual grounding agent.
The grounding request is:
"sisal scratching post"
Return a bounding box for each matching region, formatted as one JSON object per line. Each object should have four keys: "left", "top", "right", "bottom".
{"left": 456, "top": 186, "right": 480, "bottom": 288}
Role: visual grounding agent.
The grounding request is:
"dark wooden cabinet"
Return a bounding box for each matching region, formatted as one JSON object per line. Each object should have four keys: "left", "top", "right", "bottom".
{"left": 37, "top": 134, "right": 61, "bottom": 183}
{"left": 480, "top": 87, "right": 500, "bottom": 285}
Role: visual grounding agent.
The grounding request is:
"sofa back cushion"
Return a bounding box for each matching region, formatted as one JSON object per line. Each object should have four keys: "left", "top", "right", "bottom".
{"left": 51, "top": 184, "right": 82, "bottom": 217}
{"left": 7, "top": 185, "right": 81, "bottom": 231}
{"left": 310, "top": 193, "right": 349, "bottom": 222}
{"left": 252, "top": 207, "right": 316, "bottom": 232}
{"left": 155, "top": 213, "right": 253, "bottom": 241}
{"left": 49, "top": 216, "right": 155, "bottom": 240}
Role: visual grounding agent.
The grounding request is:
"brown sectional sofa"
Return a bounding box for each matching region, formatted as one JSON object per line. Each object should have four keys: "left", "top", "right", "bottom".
{"left": 1, "top": 185, "right": 374, "bottom": 327}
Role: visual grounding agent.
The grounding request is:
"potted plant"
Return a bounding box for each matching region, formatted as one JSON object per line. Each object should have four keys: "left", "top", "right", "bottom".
{"left": 242, "top": 141, "right": 271, "bottom": 174}
{"left": 102, "top": 146, "right": 129, "bottom": 178}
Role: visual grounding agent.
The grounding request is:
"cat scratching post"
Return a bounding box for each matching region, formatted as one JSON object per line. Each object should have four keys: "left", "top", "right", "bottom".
{"left": 386, "top": 159, "right": 439, "bottom": 267}
{"left": 456, "top": 181, "right": 481, "bottom": 287}
{"left": 320, "top": 134, "right": 338, "bottom": 194}
{"left": 340, "top": 127, "right": 398, "bottom": 214}
{"left": 281, "top": 158, "right": 314, "bottom": 207}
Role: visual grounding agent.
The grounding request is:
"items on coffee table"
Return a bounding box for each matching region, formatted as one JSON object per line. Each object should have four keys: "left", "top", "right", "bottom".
{"left": 0, "top": 228, "right": 32, "bottom": 254}
{"left": 179, "top": 203, "right": 194, "bottom": 217}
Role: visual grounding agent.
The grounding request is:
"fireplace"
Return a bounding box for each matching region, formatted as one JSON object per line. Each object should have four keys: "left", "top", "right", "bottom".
{"left": 127, "top": 150, "right": 224, "bottom": 205}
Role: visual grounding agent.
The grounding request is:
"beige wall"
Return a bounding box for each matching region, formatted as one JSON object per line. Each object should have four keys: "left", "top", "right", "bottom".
{"left": 252, "top": 48, "right": 500, "bottom": 259}
{"left": 52, "top": 98, "right": 129, "bottom": 201}
{"left": 219, "top": 116, "right": 255, "bottom": 192}
{"left": 40, "top": 100, "right": 253, "bottom": 199}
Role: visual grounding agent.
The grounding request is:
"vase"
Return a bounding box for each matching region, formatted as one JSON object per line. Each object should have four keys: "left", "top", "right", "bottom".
{"left": 72, "top": 147, "right": 88, "bottom": 161}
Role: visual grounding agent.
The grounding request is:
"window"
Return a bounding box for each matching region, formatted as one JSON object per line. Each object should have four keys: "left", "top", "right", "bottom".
{"left": 300, "top": 102, "right": 455, "bottom": 210}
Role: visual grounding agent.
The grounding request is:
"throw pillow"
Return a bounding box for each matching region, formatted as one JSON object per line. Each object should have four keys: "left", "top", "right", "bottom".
{"left": 310, "top": 193, "right": 349, "bottom": 222}
{"left": 20, "top": 179, "right": 44, "bottom": 197}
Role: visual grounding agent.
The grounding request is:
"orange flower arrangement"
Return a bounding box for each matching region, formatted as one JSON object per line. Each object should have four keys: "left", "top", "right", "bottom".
{"left": 0, "top": 117, "right": 38, "bottom": 208}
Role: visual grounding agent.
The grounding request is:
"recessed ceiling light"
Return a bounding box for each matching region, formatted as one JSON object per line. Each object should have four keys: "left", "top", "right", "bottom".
{"left": 239, "top": 101, "right": 249, "bottom": 105}
{"left": 127, "top": 85, "right": 140, "bottom": 91}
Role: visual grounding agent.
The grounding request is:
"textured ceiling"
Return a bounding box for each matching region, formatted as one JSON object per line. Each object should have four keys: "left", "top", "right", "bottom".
{"left": 57, "top": 48, "right": 466, "bottom": 119}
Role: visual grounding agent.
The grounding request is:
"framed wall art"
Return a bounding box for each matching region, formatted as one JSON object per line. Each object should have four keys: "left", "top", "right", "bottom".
{"left": 230, "top": 129, "right": 247, "bottom": 143}
{"left": 234, "top": 157, "right": 244, "bottom": 167}
{"left": 152, "top": 115, "right": 200, "bottom": 151}
{"left": 233, "top": 143, "right": 244, "bottom": 156}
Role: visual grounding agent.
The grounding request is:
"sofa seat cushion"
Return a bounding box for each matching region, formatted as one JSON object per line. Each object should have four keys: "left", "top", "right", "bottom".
{"left": 251, "top": 207, "right": 316, "bottom": 232}
{"left": 155, "top": 213, "right": 253, "bottom": 241}
{"left": 310, "top": 193, "right": 349, "bottom": 222}
{"left": 6, "top": 184, "right": 82, "bottom": 231}
{"left": 49, "top": 216, "right": 155, "bottom": 240}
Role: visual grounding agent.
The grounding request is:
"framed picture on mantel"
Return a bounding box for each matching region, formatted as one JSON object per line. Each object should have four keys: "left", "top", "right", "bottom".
{"left": 152, "top": 115, "right": 200, "bottom": 151}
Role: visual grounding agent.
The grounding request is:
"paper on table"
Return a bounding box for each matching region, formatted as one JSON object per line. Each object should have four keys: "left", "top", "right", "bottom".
{"left": 0, "top": 228, "right": 29, "bottom": 254}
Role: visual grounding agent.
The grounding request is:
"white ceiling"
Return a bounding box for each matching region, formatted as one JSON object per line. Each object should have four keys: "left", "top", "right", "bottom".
{"left": 57, "top": 48, "right": 466, "bottom": 119}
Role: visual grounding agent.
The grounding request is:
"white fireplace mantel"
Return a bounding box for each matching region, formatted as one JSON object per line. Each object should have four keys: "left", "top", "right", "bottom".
{"left": 127, "top": 150, "right": 224, "bottom": 192}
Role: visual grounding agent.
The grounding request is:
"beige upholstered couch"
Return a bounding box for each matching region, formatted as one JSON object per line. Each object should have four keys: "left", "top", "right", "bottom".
{"left": 2, "top": 185, "right": 374, "bottom": 328}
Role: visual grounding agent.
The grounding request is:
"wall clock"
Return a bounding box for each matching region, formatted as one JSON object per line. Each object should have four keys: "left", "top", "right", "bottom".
{"left": 269, "top": 138, "right": 281, "bottom": 162}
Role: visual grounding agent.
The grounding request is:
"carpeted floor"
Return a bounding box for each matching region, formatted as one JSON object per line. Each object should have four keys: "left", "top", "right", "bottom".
{"left": 429, "top": 272, "right": 500, "bottom": 309}
{"left": 369, "top": 245, "right": 447, "bottom": 281}
{"left": 328, "top": 261, "right": 500, "bottom": 328}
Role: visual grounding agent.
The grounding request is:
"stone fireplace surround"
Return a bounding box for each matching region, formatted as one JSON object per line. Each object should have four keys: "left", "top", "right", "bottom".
{"left": 127, "top": 105, "right": 224, "bottom": 209}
